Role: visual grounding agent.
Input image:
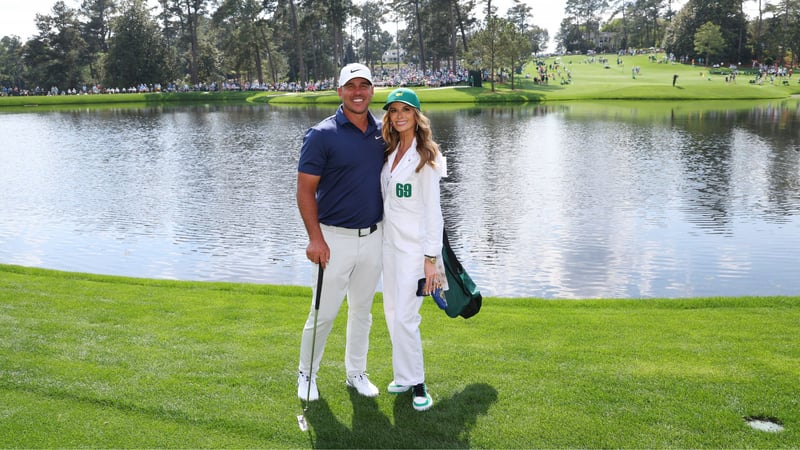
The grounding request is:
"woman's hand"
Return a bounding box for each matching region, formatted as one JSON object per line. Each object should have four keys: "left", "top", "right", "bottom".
{"left": 423, "top": 258, "right": 440, "bottom": 294}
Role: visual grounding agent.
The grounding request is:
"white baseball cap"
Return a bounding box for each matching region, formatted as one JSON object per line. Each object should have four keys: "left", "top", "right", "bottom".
{"left": 338, "top": 63, "right": 373, "bottom": 87}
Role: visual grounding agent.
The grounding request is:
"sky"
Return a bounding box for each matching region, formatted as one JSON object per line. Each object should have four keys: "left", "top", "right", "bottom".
{"left": 2, "top": 0, "right": 570, "bottom": 50}
{"left": 1, "top": 0, "right": 74, "bottom": 41}
{"left": 487, "top": 0, "right": 568, "bottom": 51}
{"left": 2, "top": 0, "right": 758, "bottom": 53}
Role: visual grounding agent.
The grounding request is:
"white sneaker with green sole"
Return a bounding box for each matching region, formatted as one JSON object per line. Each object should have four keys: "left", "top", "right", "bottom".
{"left": 412, "top": 383, "right": 433, "bottom": 411}
{"left": 387, "top": 380, "right": 411, "bottom": 394}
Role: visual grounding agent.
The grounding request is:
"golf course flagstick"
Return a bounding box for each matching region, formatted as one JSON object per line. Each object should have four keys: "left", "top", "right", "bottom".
{"left": 297, "top": 264, "right": 324, "bottom": 432}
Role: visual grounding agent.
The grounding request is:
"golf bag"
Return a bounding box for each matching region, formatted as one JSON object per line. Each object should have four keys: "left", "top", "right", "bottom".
{"left": 441, "top": 229, "right": 482, "bottom": 319}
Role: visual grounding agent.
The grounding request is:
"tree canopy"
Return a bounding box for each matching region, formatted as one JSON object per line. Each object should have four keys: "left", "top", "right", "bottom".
{"left": 1, "top": 0, "right": 798, "bottom": 94}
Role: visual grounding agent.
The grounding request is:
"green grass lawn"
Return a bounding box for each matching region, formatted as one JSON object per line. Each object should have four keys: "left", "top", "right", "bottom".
{"left": 3, "top": 54, "right": 798, "bottom": 110}
{"left": 1, "top": 264, "right": 799, "bottom": 448}
{"left": 255, "top": 53, "right": 800, "bottom": 105}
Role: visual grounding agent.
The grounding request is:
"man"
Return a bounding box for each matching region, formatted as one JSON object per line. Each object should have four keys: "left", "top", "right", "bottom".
{"left": 295, "top": 63, "right": 385, "bottom": 401}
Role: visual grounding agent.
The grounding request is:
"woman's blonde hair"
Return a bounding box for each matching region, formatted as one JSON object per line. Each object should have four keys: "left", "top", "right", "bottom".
{"left": 381, "top": 107, "right": 440, "bottom": 173}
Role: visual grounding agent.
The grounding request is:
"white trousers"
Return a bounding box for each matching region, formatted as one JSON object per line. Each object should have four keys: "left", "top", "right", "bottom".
{"left": 298, "top": 223, "right": 382, "bottom": 377}
{"left": 382, "top": 247, "right": 425, "bottom": 386}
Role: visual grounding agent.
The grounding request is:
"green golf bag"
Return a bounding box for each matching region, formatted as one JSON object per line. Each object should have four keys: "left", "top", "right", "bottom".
{"left": 441, "top": 230, "right": 482, "bottom": 319}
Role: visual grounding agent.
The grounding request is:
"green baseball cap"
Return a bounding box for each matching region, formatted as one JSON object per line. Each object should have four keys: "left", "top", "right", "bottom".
{"left": 383, "top": 87, "right": 421, "bottom": 110}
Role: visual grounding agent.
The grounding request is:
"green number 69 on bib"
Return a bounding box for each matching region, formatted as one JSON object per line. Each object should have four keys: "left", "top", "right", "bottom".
{"left": 395, "top": 183, "right": 412, "bottom": 198}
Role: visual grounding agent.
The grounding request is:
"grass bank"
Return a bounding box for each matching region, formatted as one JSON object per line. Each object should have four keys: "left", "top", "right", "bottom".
{"left": 3, "top": 54, "right": 799, "bottom": 111}
{"left": 1, "top": 264, "right": 798, "bottom": 448}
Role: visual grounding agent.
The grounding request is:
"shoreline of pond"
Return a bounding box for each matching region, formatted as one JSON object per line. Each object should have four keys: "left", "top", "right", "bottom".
{"left": 3, "top": 54, "right": 800, "bottom": 110}
{"left": 0, "top": 83, "right": 796, "bottom": 109}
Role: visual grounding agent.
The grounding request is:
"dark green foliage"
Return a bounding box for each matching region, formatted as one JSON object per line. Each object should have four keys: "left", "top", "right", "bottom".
{"left": 1, "top": 0, "right": 798, "bottom": 93}
{"left": 662, "top": 0, "right": 751, "bottom": 64}
{"left": 105, "top": 1, "right": 175, "bottom": 88}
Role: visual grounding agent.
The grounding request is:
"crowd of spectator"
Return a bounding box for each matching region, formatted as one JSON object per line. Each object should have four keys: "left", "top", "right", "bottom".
{"left": 2, "top": 83, "right": 167, "bottom": 96}
{"left": 1, "top": 64, "right": 475, "bottom": 97}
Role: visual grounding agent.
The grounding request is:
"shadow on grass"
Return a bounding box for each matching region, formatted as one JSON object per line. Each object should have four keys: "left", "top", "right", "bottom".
{"left": 306, "top": 383, "right": 498, "bottom": 448}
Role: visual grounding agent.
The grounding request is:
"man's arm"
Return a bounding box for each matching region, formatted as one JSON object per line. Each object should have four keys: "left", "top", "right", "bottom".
{"left": 297, "top": 172, "right": 329, "bottom": 268}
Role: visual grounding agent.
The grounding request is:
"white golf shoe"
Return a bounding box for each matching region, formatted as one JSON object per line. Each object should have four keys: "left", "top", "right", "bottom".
{"left": 345, "top": 372, "right": 379, "bottom": 397}
{"left": 297, "top": 371, "right": 319, "bottom": 402}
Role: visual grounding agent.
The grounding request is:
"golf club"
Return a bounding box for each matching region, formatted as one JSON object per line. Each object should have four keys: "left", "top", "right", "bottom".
{"left": 297, "top": 263, "right": 324, "bottom": 432}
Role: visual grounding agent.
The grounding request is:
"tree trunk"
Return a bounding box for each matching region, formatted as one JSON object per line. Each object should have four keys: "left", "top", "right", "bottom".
{"left": 756, "top": 0, "right": 762, "bottom": 61}
{"left": 254, "top": 39, "right": 264, "bottom": 84}
{"left": 260, "top": 25, "right": 277, "bottom": 83}
{"left": 454, "top": 0, "right": 468, "bottom": 52}
{"left": 737, "top": 0, "right": 744, "bottom": 64}
{"left": 330, "top": 1, "right": 344, "bottom": 69}
{"left": 182, "top": 0, "right": 200, "bottom": 85}
{"left": 489, "top": 0, "right": 495, "bottom": 92}
{"left": 288, "top": 0, "right": 306, "bottom": 82}
{"left": 412, "top": 0, "right": 426, "bottom": 71}
{"left": 450, "top": 1, "right": 456, "bottom": 71}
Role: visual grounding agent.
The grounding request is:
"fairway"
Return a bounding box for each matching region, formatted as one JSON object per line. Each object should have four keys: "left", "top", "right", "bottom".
{"left": 522, "top": 53, "right": 799, "bottom": 101}
{"left": 262, "top": 53, "right": 800, "bottom": 105}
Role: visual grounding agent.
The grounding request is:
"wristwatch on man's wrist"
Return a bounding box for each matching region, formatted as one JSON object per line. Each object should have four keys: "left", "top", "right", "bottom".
{"left": 424, "top": 255, "right": 437, "bottom": 264}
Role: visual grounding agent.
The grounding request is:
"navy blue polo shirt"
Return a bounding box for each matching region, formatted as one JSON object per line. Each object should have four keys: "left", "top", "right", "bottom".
{"left": 298, "top": 105, "right": 384, "bottom": 229}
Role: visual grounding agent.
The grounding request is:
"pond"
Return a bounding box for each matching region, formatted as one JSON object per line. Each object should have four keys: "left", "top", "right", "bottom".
{"left": 1, "top": 99, "right": 799, "bottom": 298}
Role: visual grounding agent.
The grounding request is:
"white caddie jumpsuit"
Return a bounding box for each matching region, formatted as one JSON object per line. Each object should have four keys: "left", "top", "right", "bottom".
{"left": 381, "top": 138, "right": 446, "bottom": 387}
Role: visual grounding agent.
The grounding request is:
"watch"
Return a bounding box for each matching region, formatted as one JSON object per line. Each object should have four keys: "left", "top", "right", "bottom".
{"left": 424, "top": 255, "right": 437, "bottom": 264}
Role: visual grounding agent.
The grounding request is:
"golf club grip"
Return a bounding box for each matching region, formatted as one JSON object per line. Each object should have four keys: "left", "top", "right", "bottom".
{"left": 314, "top": 264, "right": 324, "bottom": 310}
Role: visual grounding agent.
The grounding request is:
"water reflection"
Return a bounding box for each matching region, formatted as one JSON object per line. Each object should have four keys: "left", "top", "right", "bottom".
{"left": 1, "top": 100, "right": 799, "bottom": 298}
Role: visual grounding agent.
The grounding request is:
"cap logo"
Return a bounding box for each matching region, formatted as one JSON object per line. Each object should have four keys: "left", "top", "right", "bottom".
{"left": 350, "top": 68, "right": 361, "bottom": 73}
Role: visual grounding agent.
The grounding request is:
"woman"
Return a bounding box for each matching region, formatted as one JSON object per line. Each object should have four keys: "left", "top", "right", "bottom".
{"left": 380, "top": 87, "right": 446, "bottom": 412}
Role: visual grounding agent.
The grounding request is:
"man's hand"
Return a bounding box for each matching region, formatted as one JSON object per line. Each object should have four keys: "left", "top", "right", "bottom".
{"left": 306, "top": 237, "right": 330, "bottom": 269}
